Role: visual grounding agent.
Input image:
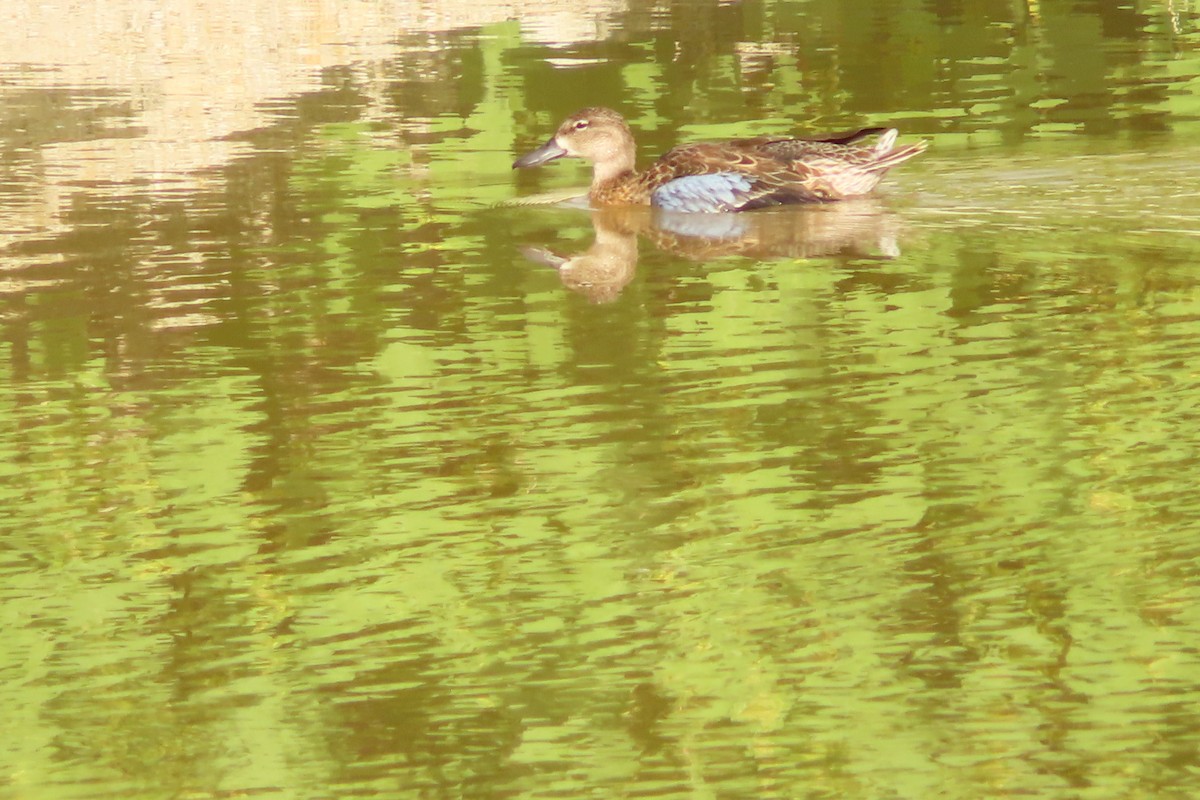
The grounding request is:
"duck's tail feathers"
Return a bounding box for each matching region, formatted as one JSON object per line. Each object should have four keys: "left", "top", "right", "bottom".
{"left": 869, "top": 134, "right": 928, "bottom": 172}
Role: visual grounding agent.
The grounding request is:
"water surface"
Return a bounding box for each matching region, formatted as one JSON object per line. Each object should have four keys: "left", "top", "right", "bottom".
{"left": 3, "top": 1, "right": 1200, "bottom": 798}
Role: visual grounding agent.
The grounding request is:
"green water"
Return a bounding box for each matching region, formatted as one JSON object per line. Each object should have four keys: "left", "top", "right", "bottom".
{"left": 4, "top": 1, "right": 1200, "bottom": 798}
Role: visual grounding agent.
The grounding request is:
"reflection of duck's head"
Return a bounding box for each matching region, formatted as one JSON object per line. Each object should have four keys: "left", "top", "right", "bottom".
{"left": 520, "top": 207, "right": 643, "bottom": 304}
{"left": 513, "top": 107, "right": 636, "bottom": 184}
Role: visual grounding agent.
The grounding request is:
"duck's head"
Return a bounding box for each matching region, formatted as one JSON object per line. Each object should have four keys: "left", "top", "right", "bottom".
{"left": 513, "top": 107, "right": 636, "bottom": 182}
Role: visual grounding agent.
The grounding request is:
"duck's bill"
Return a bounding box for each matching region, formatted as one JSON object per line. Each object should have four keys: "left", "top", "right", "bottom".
{"left": 513, "top": 138, "right": 568, "bottom": 169}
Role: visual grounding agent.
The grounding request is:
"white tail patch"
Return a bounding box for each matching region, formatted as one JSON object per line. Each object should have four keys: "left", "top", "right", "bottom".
{"left": 874, "top": 129, "right": 899, "bottom": 155}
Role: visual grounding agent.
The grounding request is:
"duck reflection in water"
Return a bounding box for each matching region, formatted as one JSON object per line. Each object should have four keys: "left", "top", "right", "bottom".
{"left": 521, "top": 200, "right": 903, "bottom": 303}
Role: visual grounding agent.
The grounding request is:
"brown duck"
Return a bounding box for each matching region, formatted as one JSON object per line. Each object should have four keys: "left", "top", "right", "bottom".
{"left": 513, "top": 107, "right": 926, "bottom": 213}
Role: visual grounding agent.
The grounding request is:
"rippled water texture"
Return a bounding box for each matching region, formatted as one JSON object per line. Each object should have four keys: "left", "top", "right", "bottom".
{"left": 4, "top": 1, "right": 1200, "bottom": 798}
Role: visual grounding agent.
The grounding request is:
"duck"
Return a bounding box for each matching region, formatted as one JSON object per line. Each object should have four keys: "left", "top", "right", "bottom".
{"left": 512, "top": 107, "right": 926, "bottom": 213}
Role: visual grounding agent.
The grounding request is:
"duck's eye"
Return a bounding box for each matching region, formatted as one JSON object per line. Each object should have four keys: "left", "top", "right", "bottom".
{"left": 573, "top": 120, "right": 590, "bottom": 131}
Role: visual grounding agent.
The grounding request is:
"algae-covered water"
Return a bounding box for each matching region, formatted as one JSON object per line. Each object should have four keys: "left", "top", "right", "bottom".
{"left": 4, "top": 1, "right": 1200, "bottom": 798}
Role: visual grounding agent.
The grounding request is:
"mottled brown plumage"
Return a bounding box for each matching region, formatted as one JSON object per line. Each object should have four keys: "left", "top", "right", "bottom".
{"left": 513, "top": 107, "right": 927, "bottom": 212}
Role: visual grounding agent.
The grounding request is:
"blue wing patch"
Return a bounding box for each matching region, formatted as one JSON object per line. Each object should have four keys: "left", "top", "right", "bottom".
{"left": 651, "top": 173, "right": 755, "bottom": 213}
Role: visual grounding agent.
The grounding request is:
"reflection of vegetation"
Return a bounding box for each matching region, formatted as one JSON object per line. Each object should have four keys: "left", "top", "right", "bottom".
{"left": 4, "top": 2, "right": 1200, "bottom": 798}
{"left": 507, "top": 0, "right": 1200, "bottom": 150}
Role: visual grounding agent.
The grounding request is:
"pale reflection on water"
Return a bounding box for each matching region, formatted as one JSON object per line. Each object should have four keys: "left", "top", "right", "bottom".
{"left": 521, "top": 201, "right": 902, "bottom": 302}
{"left": 4, "top": 1, "right": 1200, "bottom": 799}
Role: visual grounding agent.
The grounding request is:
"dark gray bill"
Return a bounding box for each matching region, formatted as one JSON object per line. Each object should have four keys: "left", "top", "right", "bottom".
{"left": 513, "top": 138, "right": 568, "bottom": 169}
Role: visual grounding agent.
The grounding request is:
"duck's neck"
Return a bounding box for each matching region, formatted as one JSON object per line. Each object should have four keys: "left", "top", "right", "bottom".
{"left": 592, "top": 165, "right": 636, "bottom": 194}
{"left": 590, "top": 144, "right": 637, "bottom": 190}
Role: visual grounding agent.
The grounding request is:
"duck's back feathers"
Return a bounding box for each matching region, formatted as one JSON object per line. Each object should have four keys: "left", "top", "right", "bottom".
{"left": 639, "top": 129, "right": 927, "bottom": 212}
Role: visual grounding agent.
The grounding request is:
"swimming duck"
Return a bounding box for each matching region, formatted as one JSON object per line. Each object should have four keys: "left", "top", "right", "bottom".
{"left": 513, "top": 107, "right": 926, "bottom": 213}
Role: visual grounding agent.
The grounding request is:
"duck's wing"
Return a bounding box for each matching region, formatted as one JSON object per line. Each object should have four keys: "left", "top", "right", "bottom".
{"left": 650, "top": 172, "right": 824, "bottom": 212}
{"left": 752, "top": 129, "right": 928, "bottom": 173}
{"left": 644, "top": 143, "right": 829, "bottom": 212}
{"left": 642, "top": 131, "right": 926, "bottom": 211}
{"left": 745, "top": 132, "right": 927, "bottom": 200}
